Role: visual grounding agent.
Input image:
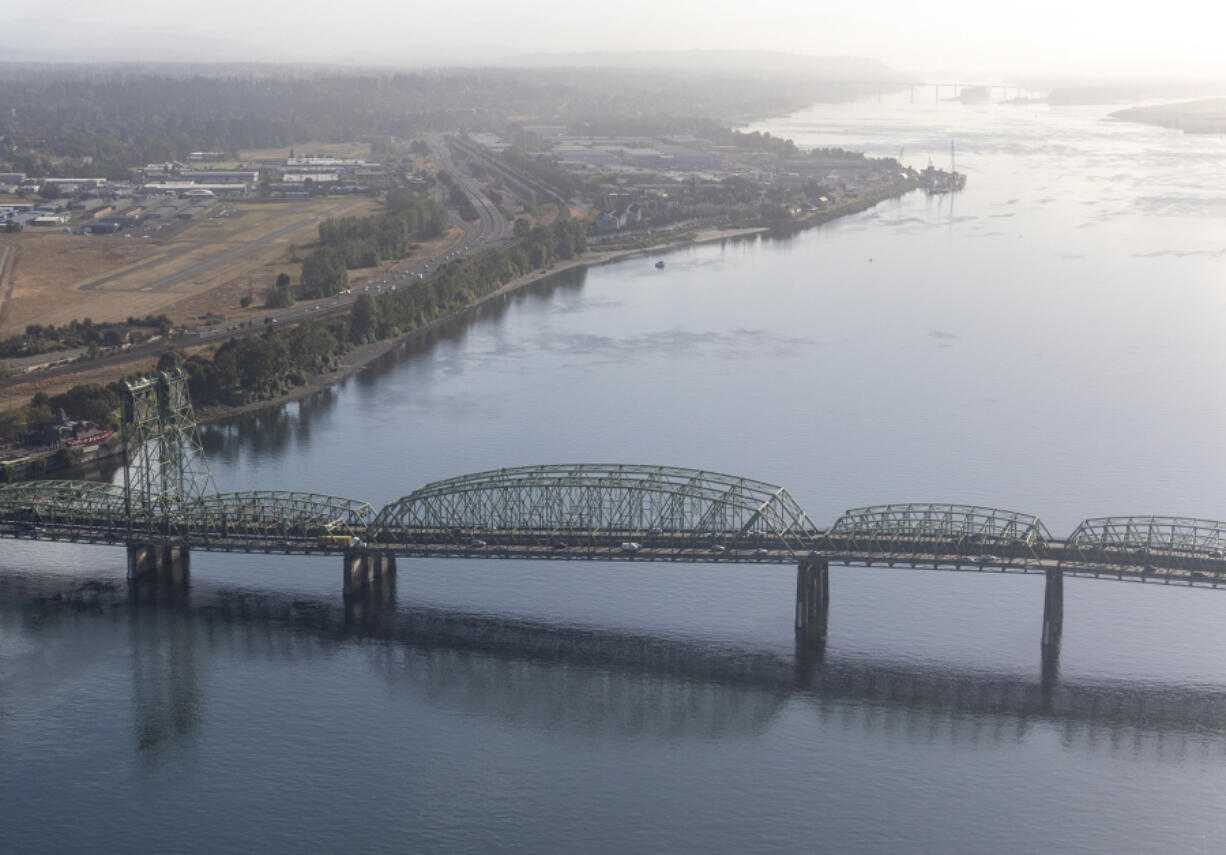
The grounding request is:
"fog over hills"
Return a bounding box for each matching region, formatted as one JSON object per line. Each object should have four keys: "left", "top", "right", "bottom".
{"left": 495, "top": 51, "right": 897, "bottom": 79}
{"left": 6, "top": 0, "right": 1225, "bottom": 80}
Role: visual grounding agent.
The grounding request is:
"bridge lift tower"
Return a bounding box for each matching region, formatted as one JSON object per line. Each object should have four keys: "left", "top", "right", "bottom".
{"left": 120, "top": 367, "right": 216, "bottom": 580}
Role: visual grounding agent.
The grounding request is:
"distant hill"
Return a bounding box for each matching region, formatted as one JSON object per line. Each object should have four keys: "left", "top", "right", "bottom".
{"left": 496, "top": 50, "right": 898, "bottom": 80}
{"left": 1110, "top": 98, "right": 1226, "bottom": 133}
{"left": 1047, "top": 82, "right": 1226, "bottom": 105}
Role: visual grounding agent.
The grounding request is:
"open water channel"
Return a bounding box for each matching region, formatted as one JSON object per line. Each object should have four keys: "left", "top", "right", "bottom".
{"left": 5, "top": 88, "right": 1226, "bottom": 852}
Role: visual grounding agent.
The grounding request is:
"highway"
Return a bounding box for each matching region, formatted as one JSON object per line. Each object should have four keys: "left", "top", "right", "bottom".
{"left": 448, "top": 134, "right": 572, "bottom": 222}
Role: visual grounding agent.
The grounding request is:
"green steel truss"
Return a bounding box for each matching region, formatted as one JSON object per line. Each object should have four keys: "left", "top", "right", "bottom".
{"left": 0, "top": 482, "right": 374, "bottom": 548}
{"left": 1067, "top": 516, "right": 1226, "bottom": 570}
{"left": 121, "top": 367, "right": 216, "bottom": 539}
{"left": 0, "top": 480, "right": 129, "bottom": 538}
{"left": 826, "top": 503, "right": 1053, "bottom": 559}
{"left": 369, "top": 464, "right": 823, "bottom": 554}
{"left": 187, "top": 491, "right": 375, "bottom": 547}
{"left": 2, "top": 437, "right": 1226, "bottom": 581}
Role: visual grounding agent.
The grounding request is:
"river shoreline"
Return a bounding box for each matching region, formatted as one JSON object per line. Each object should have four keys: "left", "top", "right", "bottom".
{"left": 0, "top": 179, "right": 916, "bottom": 479}
{"left": 193, "top": 225, "right": 770, "bottom": 425}
{"left": 196, "top": 180, "right": 916, "bottom": 427}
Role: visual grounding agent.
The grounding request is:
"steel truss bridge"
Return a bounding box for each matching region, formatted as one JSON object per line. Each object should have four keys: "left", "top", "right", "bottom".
{"left": 3, "top": 462, "right": 1226, "bottom": 588}
{"left": 2, "top": 368, "right": 1225, "bottom": 663}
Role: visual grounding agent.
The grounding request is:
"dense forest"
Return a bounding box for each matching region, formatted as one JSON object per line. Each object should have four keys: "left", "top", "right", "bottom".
{"left": 0, "top": 65, "right": 894, "bottom": 179}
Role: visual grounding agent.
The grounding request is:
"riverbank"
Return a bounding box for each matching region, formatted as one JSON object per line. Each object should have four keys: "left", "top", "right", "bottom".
{"left": 193, "top": 222, "right": 773, "bottom": 425}
{"left": 201, "top": 177, "right": 916, "bottom": 424}
{"left": 0, "top": 178, "right": 918, "bottom": 472}
{"left": 1110, "top": 99, "right": 1226, "bottom": 134}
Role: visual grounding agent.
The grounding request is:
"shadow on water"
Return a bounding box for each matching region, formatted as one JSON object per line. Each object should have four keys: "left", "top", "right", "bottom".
{"left": 5, "top": 573, "right": 1226, "bottom": 757}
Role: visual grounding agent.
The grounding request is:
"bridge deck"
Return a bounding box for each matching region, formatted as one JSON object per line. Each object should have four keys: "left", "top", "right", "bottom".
{"left": 8, "top": 521, "right": 1226, "bottom": 589}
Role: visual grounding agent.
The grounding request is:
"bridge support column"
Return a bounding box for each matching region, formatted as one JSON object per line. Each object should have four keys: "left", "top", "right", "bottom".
{"left": 127, "top": 542, "right": 190, "bottom": 584}
{"left": 1041, "top": 568, "right": 1063, "bottom": 648}
{"left": 795, "top": 556, "right": 829, "bottom": 642}
{"left": 343, "top": 551, "right": 396, "bottom": 625}
{"left": 343, "top": 551, "right": 397, "bottom": 601}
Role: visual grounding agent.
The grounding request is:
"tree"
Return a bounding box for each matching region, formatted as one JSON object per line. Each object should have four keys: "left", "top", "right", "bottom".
{"left": 349, "top": 294, "right": 379, "bottom": 344}
{"left": 265, "top": 271, "right": 295, "bottom": 308}
{"left": 513, "top": 218, "right": 531, "bottom": 238}
{"left": 0, "top": 410, "right": 25, "bottom": 444}
{"left": 301, "top": 247, "right": 348, "bottom": 298}
{"left": 157, "top": 349, "right": 183, "bottom": 372}
{"left": 49, "top": 384, "right": 120, "bottom": 429}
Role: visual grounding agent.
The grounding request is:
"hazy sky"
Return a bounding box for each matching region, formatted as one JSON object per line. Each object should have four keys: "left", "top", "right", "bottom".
{"left": 7, "top": 0, "right": 1225, "bottom": 80}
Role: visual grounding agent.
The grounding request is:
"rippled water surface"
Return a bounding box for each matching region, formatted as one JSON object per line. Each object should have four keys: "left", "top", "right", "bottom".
{"left": 6, "top": 90, "right": 1226, "bottom": 853}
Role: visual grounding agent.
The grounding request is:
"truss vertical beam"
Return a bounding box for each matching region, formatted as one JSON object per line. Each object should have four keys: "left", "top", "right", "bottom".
{"left": 121, "top": 367, "right": 217, "bottom": 543}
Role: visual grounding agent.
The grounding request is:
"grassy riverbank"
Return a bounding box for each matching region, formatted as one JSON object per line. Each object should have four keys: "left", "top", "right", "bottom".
{"left": 0, "top": 177, "right": 918, "bottom": 481}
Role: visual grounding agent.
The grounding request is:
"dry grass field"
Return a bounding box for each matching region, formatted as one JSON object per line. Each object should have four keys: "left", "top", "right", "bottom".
{"left": 0, "top": 195, "right": 388, "bottom": 336}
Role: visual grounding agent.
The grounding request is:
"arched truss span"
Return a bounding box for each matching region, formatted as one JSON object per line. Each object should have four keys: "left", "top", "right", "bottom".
{"left": 370, "top": 464, "right": 822, "bottom": 554}
{"left": 827, "top": 503, "right": 1052, "bottom": 558}
{"left": 1067, "top": 516, "right": 1226, "bottom": 570}
{"left": 186, "top": 491, "right": 376, "bottom": 546}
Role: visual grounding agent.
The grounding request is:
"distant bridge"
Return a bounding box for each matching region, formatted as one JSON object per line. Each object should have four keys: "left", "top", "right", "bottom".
{"left": 2, "top": 370, "right": 1225, "bottom": 664}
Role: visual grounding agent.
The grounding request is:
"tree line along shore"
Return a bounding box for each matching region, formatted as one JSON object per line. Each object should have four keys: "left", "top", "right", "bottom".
{"left": 0, "top": 172, "right": 918, "bottom": 484}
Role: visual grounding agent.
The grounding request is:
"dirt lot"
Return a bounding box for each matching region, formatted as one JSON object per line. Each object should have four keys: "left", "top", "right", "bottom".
{"left": 0, "top": 195, "right": 384, "bottom": 336}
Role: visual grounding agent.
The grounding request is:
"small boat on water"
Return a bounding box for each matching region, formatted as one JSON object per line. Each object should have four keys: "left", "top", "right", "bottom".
{"left": 655, "top": 260, "right": 665, "bottom": 269}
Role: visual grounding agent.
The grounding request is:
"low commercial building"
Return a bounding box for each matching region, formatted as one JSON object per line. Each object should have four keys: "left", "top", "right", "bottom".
{"left": 69, "top": 198, "right": 106, "bottom": 212}
{"left": 141, "top": 182, "right": 249, "bottom": 197}
{"left": 282, "top": 172, "right": 339, "bottom": 184}
{"left": 177, "top": 170, "right": 260, "bottom": 184}
{"left": 42, "top": 177, "right": 107, "bottom": 189}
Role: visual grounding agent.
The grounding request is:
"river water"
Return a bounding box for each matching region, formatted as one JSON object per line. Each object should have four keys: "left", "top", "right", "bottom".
{"left": 5, "top": 89, "right": 1226, "bottom": 853}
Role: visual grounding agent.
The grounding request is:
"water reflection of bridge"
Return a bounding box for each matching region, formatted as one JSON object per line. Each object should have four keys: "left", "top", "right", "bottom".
{"left": 6, "top": 575, "right": 1226, "bottom": 754}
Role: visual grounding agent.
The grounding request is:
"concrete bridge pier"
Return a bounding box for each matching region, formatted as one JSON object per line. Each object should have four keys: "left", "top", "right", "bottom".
{"left": 127, "top": 542, "right": 190, "bottom": 603}
{"left": 1042, "top": 568, "right": 1064, "bottom": 649}
{"left": 127, "top": 542, "right": 190, "bottom": 584}
{"left": 795, "top": 556, "right": 830, "bottom": 643}
{"left": 343, "top": 550, "right": 397, "bottom": 601}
